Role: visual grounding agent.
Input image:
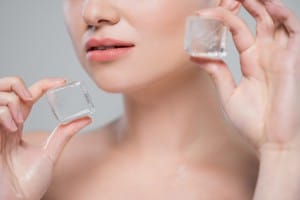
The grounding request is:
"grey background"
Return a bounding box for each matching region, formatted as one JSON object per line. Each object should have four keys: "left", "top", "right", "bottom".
{"left": 0, "top": 0, "right": 299, "bottom": 133}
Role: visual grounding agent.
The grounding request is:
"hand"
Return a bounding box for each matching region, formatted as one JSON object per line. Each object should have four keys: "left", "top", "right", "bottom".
{"left": 0, "top": 77, "right": 92, "bottom": 200}
{"left": 191, "top": 0, "right": 300, "bottom": 154}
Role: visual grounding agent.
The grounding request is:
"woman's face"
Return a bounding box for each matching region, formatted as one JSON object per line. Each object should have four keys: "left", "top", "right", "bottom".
{"left": 63, "top": 0, "right": 218, "bottom": 93}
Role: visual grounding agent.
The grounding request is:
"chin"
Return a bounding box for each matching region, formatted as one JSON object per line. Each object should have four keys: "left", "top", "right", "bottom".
{"left": 90, "top": 72, "right": 149, "bottom": 94}
{"left": 89, "top": 67, "right": 195, "bottom": 96}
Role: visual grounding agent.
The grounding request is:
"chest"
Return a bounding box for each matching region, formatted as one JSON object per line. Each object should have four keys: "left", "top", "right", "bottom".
{"left": 63, "top": 180, "right": 235, "bottom": 200}
{"left": 51, "top": 165, "right": 251, "bottom": 200}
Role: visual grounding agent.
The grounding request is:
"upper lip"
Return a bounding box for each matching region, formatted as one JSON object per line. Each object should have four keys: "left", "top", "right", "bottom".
{"left": 85, "top": 38, "right": 135, "bottom": 52}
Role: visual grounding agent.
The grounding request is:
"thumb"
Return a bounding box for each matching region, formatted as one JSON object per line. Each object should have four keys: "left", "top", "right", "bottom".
{"left": 43, "top": 117, "right": 92, "bottom": 164}
{"left": 191, "top": 57, "right": 236, "bottom": 106}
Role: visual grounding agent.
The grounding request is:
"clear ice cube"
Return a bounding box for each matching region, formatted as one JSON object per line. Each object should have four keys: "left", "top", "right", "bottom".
{"left": 46, "top": 81, "right": 95, "bottom": 124}
{"left": 184, "top": 16, "right": 228, "bottom": 60}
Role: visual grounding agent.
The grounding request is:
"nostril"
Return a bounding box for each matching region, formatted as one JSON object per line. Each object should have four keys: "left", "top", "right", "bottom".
{"left": 87, "top": 19, "right": 111, "bottom": 29}
{"left": 97, "top": 19, "right": 111, "bottom": 24}
{"left": 86, "top": 19, "right": 111, "bottom": 30}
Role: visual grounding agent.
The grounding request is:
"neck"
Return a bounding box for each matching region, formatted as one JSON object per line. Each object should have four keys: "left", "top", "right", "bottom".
{"left": 116, "top": 66, "right": 237, "bottom": 160}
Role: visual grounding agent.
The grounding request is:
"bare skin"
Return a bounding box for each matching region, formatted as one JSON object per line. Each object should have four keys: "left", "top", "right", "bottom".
{"left": 1, "top": 0, "right": 300, "bottom": 199}
{"left": 26, "top": 118, "right": 258, "bottom": 200}
{"left": 25, "top": 70, "right": 258, "bottom": 199}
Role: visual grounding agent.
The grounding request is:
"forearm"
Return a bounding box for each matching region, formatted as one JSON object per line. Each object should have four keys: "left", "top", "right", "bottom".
{"left": 253, "top": 148, "right": 300, "bottom": 200}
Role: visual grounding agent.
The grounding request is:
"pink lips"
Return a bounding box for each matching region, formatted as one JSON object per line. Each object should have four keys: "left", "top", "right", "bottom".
{"left": 85, "top": 38, "right": 135, "bottom": 62}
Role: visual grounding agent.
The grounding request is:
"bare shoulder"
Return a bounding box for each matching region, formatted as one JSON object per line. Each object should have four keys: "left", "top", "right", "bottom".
{"left": 36, "top": 118, "right": 121, "bottom": 200}
{"left": 53, "top": 116, "right": 120, "bottom": 164}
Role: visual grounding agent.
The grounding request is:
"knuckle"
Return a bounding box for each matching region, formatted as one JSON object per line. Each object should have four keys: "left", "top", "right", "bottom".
{"left": 8, "top": 77, "right": 24, "bottom": 90}
{"left": 215, "top": 7, "right": 226, "bottom": 17}
{"left": 10, "top": 76, "right": 23, "bottom": 85}
{"left": 264, "top": 18, "right": 275, "bottom": 30}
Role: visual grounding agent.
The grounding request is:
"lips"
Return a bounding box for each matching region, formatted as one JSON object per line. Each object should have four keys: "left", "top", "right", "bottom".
{"left": 85, "top": 38, "right": 135, "bottom": 53}
{"left": 85, "top": 38, "right": 135, "bottom": 62}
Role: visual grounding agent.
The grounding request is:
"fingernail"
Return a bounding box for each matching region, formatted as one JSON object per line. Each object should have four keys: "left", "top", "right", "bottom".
{"left": 50, "top": 78, "right": 67, "bottom": 84}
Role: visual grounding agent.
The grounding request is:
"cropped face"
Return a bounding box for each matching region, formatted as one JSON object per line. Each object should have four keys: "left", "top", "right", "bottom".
{"left": 63, "top": 0, "right": 218, "bottom": 93}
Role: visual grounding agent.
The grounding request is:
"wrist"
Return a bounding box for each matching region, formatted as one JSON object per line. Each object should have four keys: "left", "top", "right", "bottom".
{"left": 259, "top": 144, "right": 300, "bottom": 175}
{"left": 259, "top": 140, "right": 300, "bottom": 160}
{"left": 254, "top": 145, "right": 300, "bottom": 200}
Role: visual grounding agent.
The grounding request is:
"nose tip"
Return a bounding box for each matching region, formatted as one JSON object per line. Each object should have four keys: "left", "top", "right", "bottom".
{"left": 82, "top": 1, "right": 120, "bottom": 28}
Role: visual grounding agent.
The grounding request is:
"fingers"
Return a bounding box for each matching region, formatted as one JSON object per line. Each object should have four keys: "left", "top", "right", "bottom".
{"left": 19, "top": 78, "right": 67, "bottom": 120}
{"left": 197, "top": 7, "right": 255, "bottom": 53}
{"left": 0, "top": 77, "right": 66, "bottom": 106}
{"left": 237, "top": 0, "right": 300, "bottom": 45}
{"left": 238, "top": 0, "right": 269, "bottom": 21}
{"left": 0, "top": 77, "right": 66, "bottom": 134}
{"left": 264, "top": 0, "right": 300, "bottom": 32}
{"left": 0, "top": 77, "right": 32, "bottom": 101}
{"left": 0, "top": 77, "right": 69, "bottom": 157}
{"left": 0, "top": 106, "right": 18, "bottom": 132}
{"left": 237, "top": 0, "right": 275, "bottom": 37}
{"left": 43, "top": 117, "right": 92, "bottom": 164}
{"left": 264, "top": 1, "right": 300, "bottom": 45}
{"left": 29, "top": 78, "right": 66, "bottom": 103}
{"left": 0, "top": 92, "right": 24, "bottom": 124}
{"left": 191, "top": 58, "right": 236, "bottom": 106}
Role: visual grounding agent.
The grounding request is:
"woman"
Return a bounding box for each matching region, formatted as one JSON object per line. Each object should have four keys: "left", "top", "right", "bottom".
{"left": 1, "top": 0, "right": 300, "bottom": 199}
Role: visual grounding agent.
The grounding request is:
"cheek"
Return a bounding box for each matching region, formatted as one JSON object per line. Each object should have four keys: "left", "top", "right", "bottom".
{"left": 131, "top": 1, "right": 211, "bottom": 60}
{"left": 134, "top": 2, "right": 190, "bottom": 35}
{"left": 63, "top": 1, "right": 85, "bottom": 56}
{"left": 131, "top": 2, "right": 196, "bottom": 68}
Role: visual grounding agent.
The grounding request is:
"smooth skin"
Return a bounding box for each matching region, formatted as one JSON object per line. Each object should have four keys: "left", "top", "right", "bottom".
{"left": 0, "top": 0, "right": 300, "bottom": 199}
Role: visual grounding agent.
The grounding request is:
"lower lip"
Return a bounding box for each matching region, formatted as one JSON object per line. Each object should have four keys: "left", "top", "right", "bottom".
{"left": 86, "top": 47, "right": 134, "bottom": 62}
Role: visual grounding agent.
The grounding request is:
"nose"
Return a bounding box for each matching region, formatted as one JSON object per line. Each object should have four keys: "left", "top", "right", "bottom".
{"left": 82, "top": 0, "right": 120, "bottom": 28}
